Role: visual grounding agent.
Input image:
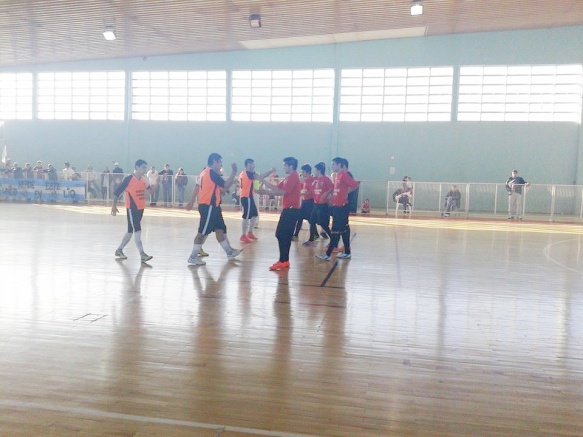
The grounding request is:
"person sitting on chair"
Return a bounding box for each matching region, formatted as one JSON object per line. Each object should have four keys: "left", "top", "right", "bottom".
{"left": 442, "top": 184, "right": 461, "bottom": 217}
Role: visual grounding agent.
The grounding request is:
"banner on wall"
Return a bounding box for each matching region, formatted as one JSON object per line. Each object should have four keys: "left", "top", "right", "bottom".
{"left": 0, "top": 178, "right": 86, "bottom": 203}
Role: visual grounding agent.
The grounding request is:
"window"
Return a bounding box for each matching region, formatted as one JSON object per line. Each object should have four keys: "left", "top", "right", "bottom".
{"left": 231, "top": 69, "right": 334, "bottom": 122}
{"left": 339, "top": 67, "right": 453, "bottom": 122}
{"left": 458, "top": 64, "right": 583, "bottom": 122}
{"left": 37, "top": 71, "right": 125, "bottom": 120}
{"left": 131, "top": 71, "right": 226, "bottom": 121}
{"left": 0, "top": 73, "right": 33, "bottom": 120}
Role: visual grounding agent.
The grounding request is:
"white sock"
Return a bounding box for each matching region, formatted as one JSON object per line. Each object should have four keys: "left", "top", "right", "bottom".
{"left": 118, "top": 232, "right": 132, "bottom": 250}
{"left": 190, "top": 243, "right": 202, "bottom": 258}
{"left": 219, "top": 239, "right": 231, "bottom": 255}
{"left": 242, "top": 219, "right": 250, "bottom": 236}
{"left": 249, "top": 217, "right": 258, "bottom": 233}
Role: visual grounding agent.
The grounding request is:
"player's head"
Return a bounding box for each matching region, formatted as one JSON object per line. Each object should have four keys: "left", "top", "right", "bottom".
{"left": 300, "top": 164, "right": 311, "bottom": 176}
{"left": 244, "top": 158, "right": 255, "bottom": 171}
{"left": 282, "top": 157, "right": 298, "bottom": 173}
{"left": 134, "top": 159, "right": 148, "bottom": 175}
{"left": 208, "top": 153, "right": 222, "bottom": 167}
{"left": 331, "top": 157, "right": 343, "bottom": 172}
{"left": 314, "top": 162, "right": 326, "bottom": 176}
{"left": 512, "top": 169, "right": 518, "bottom": 176}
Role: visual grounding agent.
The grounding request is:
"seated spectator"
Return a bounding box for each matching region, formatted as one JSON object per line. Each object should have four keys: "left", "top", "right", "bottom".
{"left": 442, "top": 184, "right": 461, "bottom": 217}
{"left": 361, "top": 198, "right": 371, "bottom": 214}
{"left": 393, "top": 176, "right": 413, "bottom": 212}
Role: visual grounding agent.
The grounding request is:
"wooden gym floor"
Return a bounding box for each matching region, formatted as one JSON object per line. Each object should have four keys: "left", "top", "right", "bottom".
{"left": 1, "top": 202, "right": 583, "bottom": 436}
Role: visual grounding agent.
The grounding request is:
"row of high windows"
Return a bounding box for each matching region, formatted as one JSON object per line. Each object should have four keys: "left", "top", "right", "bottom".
{"left": 0, "top": 64, "right": 581, "bottom": 123}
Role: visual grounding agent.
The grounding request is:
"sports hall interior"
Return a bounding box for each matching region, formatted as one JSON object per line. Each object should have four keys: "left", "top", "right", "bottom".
{"left": 1, "top": 1, "right": 583, "bottom": 436}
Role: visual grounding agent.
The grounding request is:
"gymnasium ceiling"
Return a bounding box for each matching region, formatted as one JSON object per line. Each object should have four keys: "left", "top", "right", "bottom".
{"left": 0, "top": 0, "right": 582, "bottom": 68}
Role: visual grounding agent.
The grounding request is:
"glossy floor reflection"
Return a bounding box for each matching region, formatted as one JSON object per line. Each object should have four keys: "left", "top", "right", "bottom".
{"left": 1, "top": 203, "right": 583, "bottom": 436}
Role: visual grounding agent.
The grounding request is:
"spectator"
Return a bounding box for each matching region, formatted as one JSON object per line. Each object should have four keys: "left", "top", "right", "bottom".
{"left": 111, "top": 162, "right": 124, "bottom": 195}
{"left": 82, "top": 165, "right": 99, "bottom": 198}
{"left": 159, "top": 163, "right": 174, "bottom": 206}
{"left": 33, "top": 160, "right": 45, "bottom": 179}
{"left": 175, "top": 167, "right": 188, "bottom": 207}
{"left": 23, "top": 163, "right": 33, "bottom": 179}
{"left": 361, "top": 198, "right": 371, "bottom": 214}
{"left": 442, "top": 185, "right": 461, "bottom": 217}
{"left": 45, "top": 164, "right": 58, "bottom": 181}
{"left": 12, "top": 162, "right": 23, "bottom": 179}
{"left": 101, "top": 166, "right": 110, "bottom": 199}
{"left": 147, "top": 166, "right": 159, "bottom": 206}
{"left": 506, "top": 169, "right": 530, "bottom": 220}
{"left": 393, "top": 176, "right": 413, "bottom": 213}
{"left": 62, "top": 162, "right": 75, "bottom": 180}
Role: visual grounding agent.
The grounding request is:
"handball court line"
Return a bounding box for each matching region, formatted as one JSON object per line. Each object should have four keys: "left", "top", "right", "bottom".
{"left": 319, "top": 233, "right": 356, "bottom": 288}
{"left": 0, "top": 400, "right": 320, "bottom": 437}
{"left": 543, "top": 237, "right": 583, "bottom": 275}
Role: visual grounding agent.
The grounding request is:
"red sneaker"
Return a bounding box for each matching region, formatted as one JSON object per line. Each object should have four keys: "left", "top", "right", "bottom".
{"left": 269, "top": 261, "right": 290, "bottom": 271}
{"left": 246, "top": 233, "right": 258, "bottom": 240}
{"left": 240, "top": 235, "right": 252, "bottom": 243}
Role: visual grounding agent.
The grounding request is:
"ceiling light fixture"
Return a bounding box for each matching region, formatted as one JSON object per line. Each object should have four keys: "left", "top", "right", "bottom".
{"left": 411, "top": 0, "right": 423, "bottom": 16}
{"left": 249, "top": 14, "right": 262, "bottom": 28}
{"left": 103, "top": 26, "right": 117, "bottom": 41}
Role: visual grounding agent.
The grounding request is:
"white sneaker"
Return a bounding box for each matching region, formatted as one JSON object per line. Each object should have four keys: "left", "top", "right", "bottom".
{"left": 336, "top": 253, "right": 351, "bottom": 260}
{"left": 187, "top": 255, "right": 206, "bottom": 265}
{"left": 227, "top": 248, "right": 242, "bottom": 260}
{"left": 316, "top": 254, "right": 331, "bottom": 261}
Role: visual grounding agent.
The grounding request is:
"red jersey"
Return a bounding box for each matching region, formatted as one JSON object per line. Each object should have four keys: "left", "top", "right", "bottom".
{"left": 331, "top": 171, "right": 359, "bottom": 207}
{"left": 115, "top": 174, "right": 148, "bottom": 210}
{"left": 312, "top": 176, "right": 334, "bottom": 204}
{"left": 300, "top": 176, "right": 315, "bottom": 201}
{"left": 278, "top": 171, "right": 301, "bottom": 209}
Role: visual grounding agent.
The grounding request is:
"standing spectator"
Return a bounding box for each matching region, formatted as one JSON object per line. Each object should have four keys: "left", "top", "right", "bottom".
{"left": 82, "top": 165, "right": 99, "bottom": 198}
{"left": 261, "top": 157, "right": 302, "bottom": 271}
{"left": 159, "top": 163, "right": 174, "bottom": 206}
{"left": 33, "top": 160, "right": 45, "bottom": 179}
{"left": 12, "top": 162, "right": 23, "bottom": 179}
{"left": 111, "top": 162, "right": 124, "bottom": 196}
{"left": 62, "top": 162, "right": 75, "bottom": 180}
{"left": 111, "top": 159, "right": 153, "bottom": 263}
{"left": 147, "top": 166, "right": 159, "bottom": 206}
{"left": 45, "top": 164, "right": 58, "bottom": 181}
{"left": 23, "top": 163, "right": 33, "bottom": 179}
{"left": 101, "top": 166, "right": 111, "bottom": 199}
{"left": 506, "top": 169, "right": 530, "bottom": 220}
{"left": 316, "top": 157, "right": 359, "bottom": 261}
{"left": 175, "top": 167, "right": 188, "bottom": 207}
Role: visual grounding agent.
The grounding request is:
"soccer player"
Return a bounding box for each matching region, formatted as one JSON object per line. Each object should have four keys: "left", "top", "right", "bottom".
{"left": 316, "top": 157, "right": 359, "bottom": 261}
{"left": 185, "top": 153, "right": 241, "bottom": 266}
{"left": 261, "top": 157, "right": 301, "bottom": 271}
{"left": 112, "top": 159, "right": 153, "bottom": 263}
{"left": 305, "top": 162, "right": 334, "bottom": 246}
{"left": 239, "top": 158, "right": 274, "bottom": 243}
{"left": 292, "top": 163, "right": 317, "bottom": 243}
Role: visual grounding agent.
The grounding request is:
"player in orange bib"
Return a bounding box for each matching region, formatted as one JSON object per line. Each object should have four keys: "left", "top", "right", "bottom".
{"left": 112, "top": 159, "right": 153, "bottom": 263}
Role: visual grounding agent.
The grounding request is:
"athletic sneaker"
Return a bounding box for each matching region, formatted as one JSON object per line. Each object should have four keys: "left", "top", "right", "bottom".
{"left": 115, "top": 249, "right": 127, "bottom": 259}
{"left": 198, "top": 248, "right": 209, "bottom": 257}
{"left": 302, "top": 240, "right": 314, "bottom": 247}
{"left": 246, "top": 233, "right": 258, "bottom": 240}
{"left": 227, "top": 248, "right": 242, "bottom": 260}
{"left": 187, "top": 255, "right": 206, "bottom": 266}
{"left": 316, "top": 254, "right": 331, "bottom": 261}
{"left": 141, "top": 253, "right": 153, "bottom": 263}
{"left": 336, "top": 253, "right": 352, "bottom": 260}
{"left": 240, "top": 235, "right": 252, "bottom": 243}
{"left": 269, "top": 261, "right": 290, "bottom": 271}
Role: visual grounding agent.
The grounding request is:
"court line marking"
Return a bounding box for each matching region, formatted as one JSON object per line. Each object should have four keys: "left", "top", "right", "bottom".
{"left": 0, "top": 400, "right": 320, "bottom": 437}
{"left": 543, "top": 238, "right": 583, "bottom": 275}
{"left": 319, "top": 260, "right": 338, "bottom": 287}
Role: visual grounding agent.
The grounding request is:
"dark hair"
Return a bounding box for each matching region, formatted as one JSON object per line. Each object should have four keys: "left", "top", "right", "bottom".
{"left": 283, "top": 157, "right": 298, "bottom": 170}
{"left": 332, "top": 157, "right": 343, "bottom": 166}
{"left": 135, "top": 159, "right": 147, "bottom": 168}
{"left": 315, "top": 162, "right": 326, "bottom": 175}
{"left": 208, "top": 153, "right": 222, "bottom": 166}
{"left": 343, "top": 158, "right": 349, "bottom": 168}
{"left": 244, "top": 158, "right": 254, "bottom": 167}
{"left": 301, "top": 164, "right": 312, "bottom": 173}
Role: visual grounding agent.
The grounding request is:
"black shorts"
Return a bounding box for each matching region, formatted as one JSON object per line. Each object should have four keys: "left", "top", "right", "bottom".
{"left": 241, "top": 197, "right": 258, "bottom": 219}
{"left": 126, "top": 207, "right": 144, "bottom": 233}
{"left": 312, "top": 203, "right": 330, "bottom": 227}
{"left": 198, "top": 204, "right": 226, "bottom": 235}
{"left": 331, "top": 204, "right": 350, "bottom": 234}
